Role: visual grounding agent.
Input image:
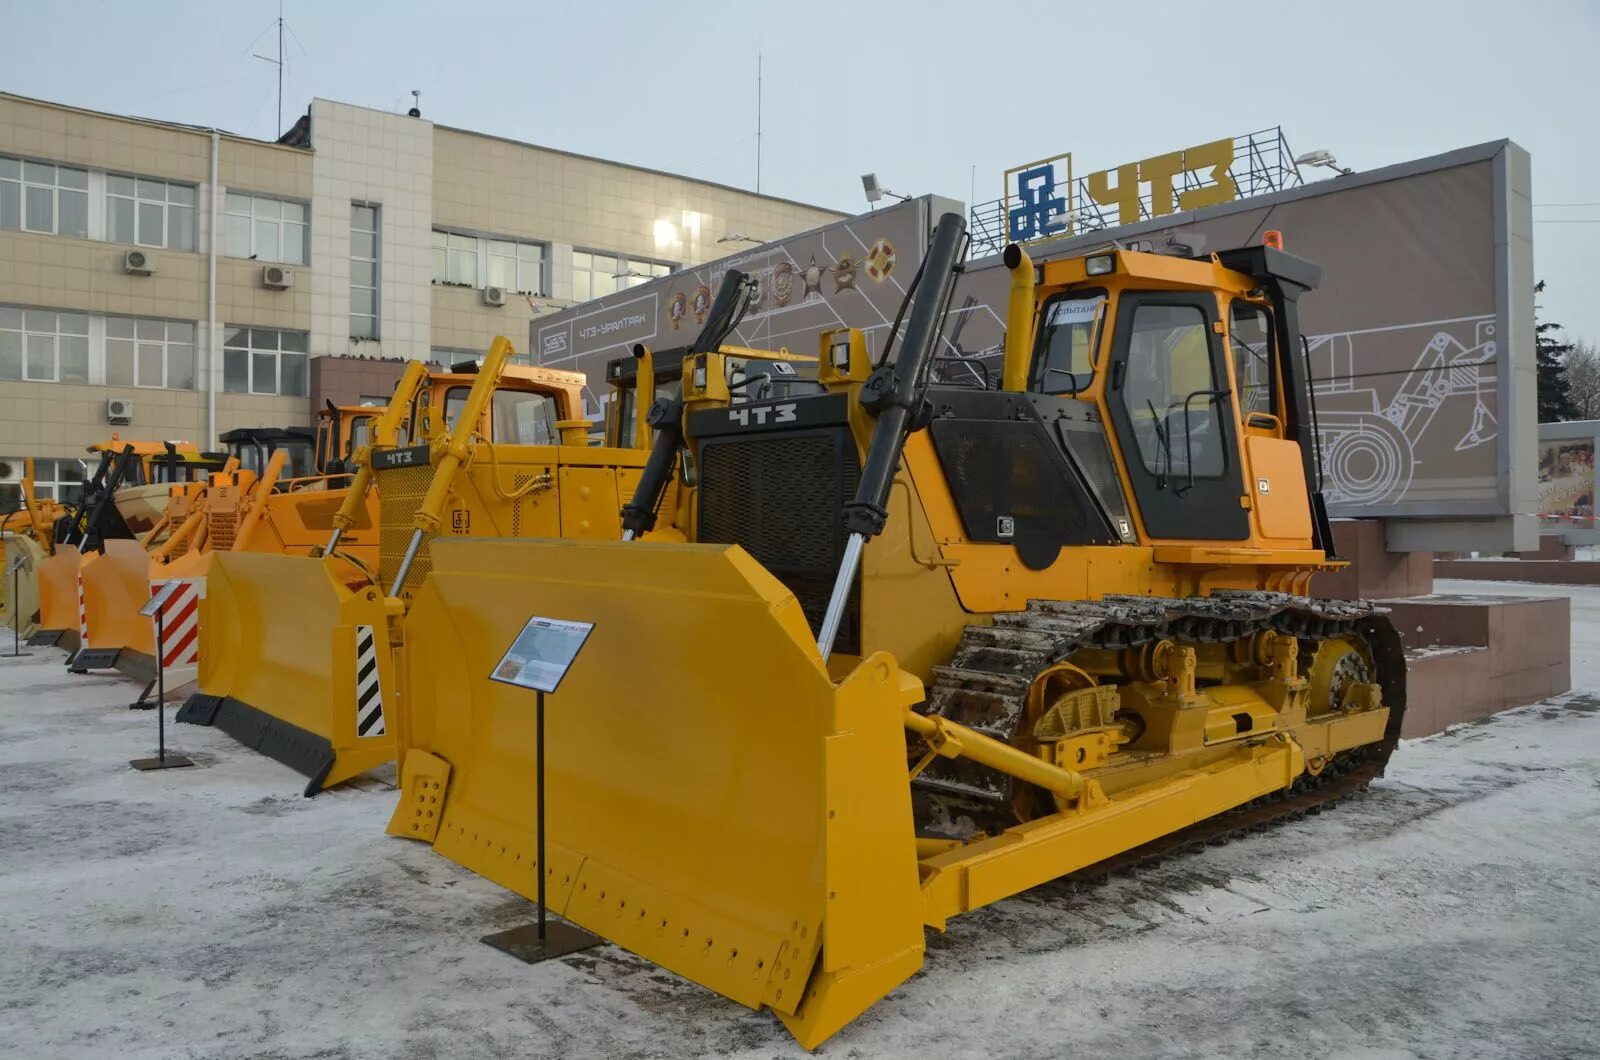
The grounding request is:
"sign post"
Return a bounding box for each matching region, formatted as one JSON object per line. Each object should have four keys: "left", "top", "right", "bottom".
{"left": 130, "top": 580, "right": 193, "bottom": 772}
{"left": 481, "top": 615, "right": 601, "bottom": 964}
{"left": 4, "top": 555, "right": 28, "bottom": 658}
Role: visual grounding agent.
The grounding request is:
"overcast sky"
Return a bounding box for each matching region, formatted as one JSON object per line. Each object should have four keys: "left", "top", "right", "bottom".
{"left": 4, "top": 0, "right": 1597, "bottom": 341}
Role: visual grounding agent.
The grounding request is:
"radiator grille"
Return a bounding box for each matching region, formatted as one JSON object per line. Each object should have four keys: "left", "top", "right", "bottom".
{"left": 697, "top": 429, "right": 860, "bottom": 653}
{"left": 207, "top": 510, "right": 237, "bottom": 552}
{"left": 377, "top": 464, "right": 435, "bottom": 594}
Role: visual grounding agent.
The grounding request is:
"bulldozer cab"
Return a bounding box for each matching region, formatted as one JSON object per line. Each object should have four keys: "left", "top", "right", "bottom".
{"left": 603, "top": 344, "right": 821, "bottom": 448}
{"left": 313, "top": 403, "right": 380, "bottom": 477}
{"left": 1014, "top": 245, "right": 1326, "bottom": 550}
{"left": 219, "top": 426, "right": 318, "bottom": 483}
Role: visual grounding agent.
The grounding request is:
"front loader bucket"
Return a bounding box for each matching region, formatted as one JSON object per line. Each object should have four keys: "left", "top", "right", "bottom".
{"left": 32, "top": 544, "right": 83, "bottom": 651}
{"left": 1, "top": 534, "right": 45, "bottom": 640}
{"left": 78, "top": 539, "right": 157, "bottom": 677}
{"left": 392, "top": 538, "right": 927, "bottom": 1048}
{"left": 178, "top": 552, "right": 396, "bottom": 795}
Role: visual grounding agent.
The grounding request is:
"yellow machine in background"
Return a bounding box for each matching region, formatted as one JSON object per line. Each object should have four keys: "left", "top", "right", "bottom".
{"left": 1, "top": 459, "right": 64, "bottom": 639}
{"left": 388, "top": 219, "right": 1405, "bottom": 1047}
{"left": 184, "top": 332, "right": 819, "bottom": 795}
{"left": 31, "top": 440, "right": 221, "bottom": 654}
{"left": 65, "top": 407, "right": 382, "bottom": 681}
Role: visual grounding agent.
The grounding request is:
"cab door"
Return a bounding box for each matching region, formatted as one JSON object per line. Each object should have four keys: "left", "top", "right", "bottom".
{"left": 1104, "top": 292, "right": 1250, "bottom": 540}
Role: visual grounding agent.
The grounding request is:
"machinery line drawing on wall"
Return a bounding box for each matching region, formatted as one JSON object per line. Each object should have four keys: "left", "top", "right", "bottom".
{"left": 1306, "top": 314, "right": 1498, "bottom": 507}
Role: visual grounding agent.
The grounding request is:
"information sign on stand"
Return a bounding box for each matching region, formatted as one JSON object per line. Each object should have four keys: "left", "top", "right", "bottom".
{"left": 482, "top": 615, "right": 601, "bottom": 964}
{"left": 130, "top": 580, "right": 194, "bottom": 772}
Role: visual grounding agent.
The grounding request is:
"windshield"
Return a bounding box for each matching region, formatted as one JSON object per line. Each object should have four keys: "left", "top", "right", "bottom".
{"left": 1032, "top": 290, "right": 1107, "bottom": 394}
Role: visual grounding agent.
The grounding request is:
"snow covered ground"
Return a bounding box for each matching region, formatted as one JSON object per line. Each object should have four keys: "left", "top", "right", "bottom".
{"left": 3, "top": 582, "right": 1600, "bottom": 1060}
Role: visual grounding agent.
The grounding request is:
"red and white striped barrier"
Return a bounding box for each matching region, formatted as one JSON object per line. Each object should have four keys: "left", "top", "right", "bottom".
{"left": 77, "top": 570, "right": 89, "bottom": 649}
{"left": 148, "top": 577, "right": 203, "bottom": 686}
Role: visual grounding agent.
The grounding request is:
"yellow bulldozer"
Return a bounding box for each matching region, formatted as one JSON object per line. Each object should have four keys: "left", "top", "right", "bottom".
{"left": 0, "top": 458, "right": 66, "bottom": 640}
{"left": 61, "top": 407, "right": 383, "bottom": 683}
{"left": 386, "top": 215, "right": 1405, "bottom": 1048}
{"left": 30, "top": 439, "right": 223, "bottom": 655}
{"left": 181, "top": 331, "right": 817, "bottom": 795}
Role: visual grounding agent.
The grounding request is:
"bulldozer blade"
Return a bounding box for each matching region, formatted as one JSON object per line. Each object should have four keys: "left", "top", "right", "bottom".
{"left": 79, "top": 539, "right": 157, "bottom": 677}
{"left": 179, "top": 552, "right": 396, "bottom": 795}
{"left": 395, "top": 538, "right": 927, "bottom": 1048}
{"left": 1, "top": 534, "right": 46, "bottom": 641}
{"left": 34, "top": 544, "right": 83, "bottom": 653}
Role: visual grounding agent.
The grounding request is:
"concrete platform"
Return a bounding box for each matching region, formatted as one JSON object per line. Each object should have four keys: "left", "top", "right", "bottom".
{"left": 1433, "top": 557, "right": 1600, "bottom": 585}
{"left": 1315, "top": 518, "right": 1433, "bottom": 600}
{"left": 1389, "top": 593, "right": 1571, "bottom": 738}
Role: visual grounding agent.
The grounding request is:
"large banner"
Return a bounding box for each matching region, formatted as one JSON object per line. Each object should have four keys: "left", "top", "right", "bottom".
{"left": 531, "top": 197, "right": 959, "bottom": 406}
{"left": 533, "top": 142, "right": 1533, "bottom": 529}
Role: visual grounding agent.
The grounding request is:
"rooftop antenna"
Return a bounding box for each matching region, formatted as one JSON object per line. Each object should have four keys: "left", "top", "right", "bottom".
{"left": 755, "top": 52, "right": 762, "bottom": 195}
{"left": 252, "top": 0, "right": 287, "bottom": 137}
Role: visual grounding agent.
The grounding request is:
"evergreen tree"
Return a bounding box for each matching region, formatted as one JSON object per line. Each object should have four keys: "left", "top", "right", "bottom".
{"left": 1536, "top": 279, "right": 1577, "bottom": 422}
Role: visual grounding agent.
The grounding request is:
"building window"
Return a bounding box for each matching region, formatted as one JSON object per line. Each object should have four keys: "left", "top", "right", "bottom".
{"left": 1, "top": 457, "right": 88, "bottom": 504}
{"left": 223, "top": 326, "right": 309, "bottom": 396}
{"left": 107, "top": 175, "right": 197, "bottom": 251}
{"left": 571, "top": 251, "right": 673, "bottom": 302}
{"left": 106, "top": 317, "right": 195, "bottom": 390}
{"left": 0, "top": 307, "right": 89, "bottom": 383}
{"left": 430, "top": 229, "right": 546, "bottom": 295}
{"left": 224, "top": 192, "right": 309, "bottom": 264}
{"left": 351, "top": 203, "right": 379, "bottom": 340}
{"left": 0, "top": 156, "right": 89, "bottom": 238}
{"left": 433, "top": 231, "right": 479, "bottom": 287}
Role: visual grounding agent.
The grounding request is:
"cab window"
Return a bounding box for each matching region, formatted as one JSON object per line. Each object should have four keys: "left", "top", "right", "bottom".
{"left": 349, "top": 416, "right": 372, "bottom": 454}
{"left": 491, "top": 390, "right": 558, "bottom": 445}
{"left": 1121, "top": 303, "right": 1225, "bottom": 479}
{"left": 280, "top": 440, "right": 316, "bottom": 479}
{"left": 1229, "top": 301, "right": 1276, "bottom": 417}
{"left": 1031, "top": 289, "right": 1107, "bottom": 394}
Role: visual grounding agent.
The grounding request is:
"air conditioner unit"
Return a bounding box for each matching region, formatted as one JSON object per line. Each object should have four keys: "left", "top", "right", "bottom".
{"left": 481, "top": 285, "right": 507, "bottom": 307}
{"left": 123, "top": 249, "right": 156, "bottom": 275}
{"left": 262, "top": 264, "right": 294, "bottom": 290}
{"left": 106, "top": 398, "right": 133, "bottom": 425}
{"left": 0, "top": 459, "right": 19, "bottom": 483}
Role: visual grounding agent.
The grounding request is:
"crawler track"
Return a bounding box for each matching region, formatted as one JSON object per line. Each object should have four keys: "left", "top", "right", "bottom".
{"left": 912, "top": 591, "right": 1408, "bottom": 843}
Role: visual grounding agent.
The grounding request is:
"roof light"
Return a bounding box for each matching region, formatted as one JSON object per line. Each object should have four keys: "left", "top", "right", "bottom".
{"left": 830, "top": 339, "right": 851, "bottom": 370}
{"left": 1263, "top": 230, "right": 1284, "bottom": 250}
{"left": 692, "top": 357, "right": 708, "bottom": 390}
{"left": 1085, "top": 254, "right": 1115, "bottom": 276}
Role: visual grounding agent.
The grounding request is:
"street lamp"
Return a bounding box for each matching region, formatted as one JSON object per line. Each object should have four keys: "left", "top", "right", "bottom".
{"left": 861, "top": 173, "right": 912, "bottom": 206}
{"left": 1294, "top": 149, "right": 1354, "bottom": 177}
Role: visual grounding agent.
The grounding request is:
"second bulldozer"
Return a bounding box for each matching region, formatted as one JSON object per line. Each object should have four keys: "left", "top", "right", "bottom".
{"left": 388, "top": 216, "right": 1405, "bottom": 1048}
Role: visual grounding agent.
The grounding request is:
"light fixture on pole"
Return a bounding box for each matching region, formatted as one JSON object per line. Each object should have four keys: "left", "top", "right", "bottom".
{"left": 1294, "top": 149, "right": 1354, "bottom": 177}
{"left": 861, "top": 173, "right": 912, "bottom": 207}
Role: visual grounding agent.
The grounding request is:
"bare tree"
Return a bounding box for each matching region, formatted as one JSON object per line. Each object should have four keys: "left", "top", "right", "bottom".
{"left": 1565, "top": 339, "right": 1600, "bottom": 421}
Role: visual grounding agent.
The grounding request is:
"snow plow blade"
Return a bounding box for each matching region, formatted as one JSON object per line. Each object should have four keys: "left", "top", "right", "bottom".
{"left": 32, "top": 544, "right": 83, "bottom": 651}
{"left": 178, "top": 551, "right": 394, "bottom": 795}
{"left": 77, "top": 538, "right": 157, "bottom": 677}
{"left": 1, "top": 534, "right": 45, "bottom": 640}
{"left": 391, "top": 537, "right": 927, "bottom": 1048}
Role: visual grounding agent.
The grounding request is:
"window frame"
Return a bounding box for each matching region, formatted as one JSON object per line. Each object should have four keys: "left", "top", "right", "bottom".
{"left": 222, "top": 325, "right": 311, "bottom": 397}
{"left": 432, "top": 227, "right": 548, "bottom": 296}
{"left": 350, "top": 202, "right": 380, "bottom": 340}
{"left": 223, "top": 190, "right": 310, "bottom": 265}
{"left": 105, "top": 316, "right": 196, "bottom": 390}
{"left": 0, "top": 154, "right": 89, "bottom": 239}
{"left": 0, "top": 307, "right": 91, "bottom": 384}
{"left": 106, "top": 174, "right": 197, "bottom": 251}
{"left": 571, "top": 249, "right": 674, "bottom": 302}
{"left": 1227, "top": 298, "right": 1280, "bottom": 422}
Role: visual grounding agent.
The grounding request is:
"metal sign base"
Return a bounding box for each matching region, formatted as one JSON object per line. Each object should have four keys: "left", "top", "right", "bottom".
{"left": 482, "top": 918, "right": 602, "bottom": 964}
{"left": 131, "top": 753, "right": 194, "bottom": 771}
{"left": 1, "top": 651, "right": 31, "bottom": 659}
